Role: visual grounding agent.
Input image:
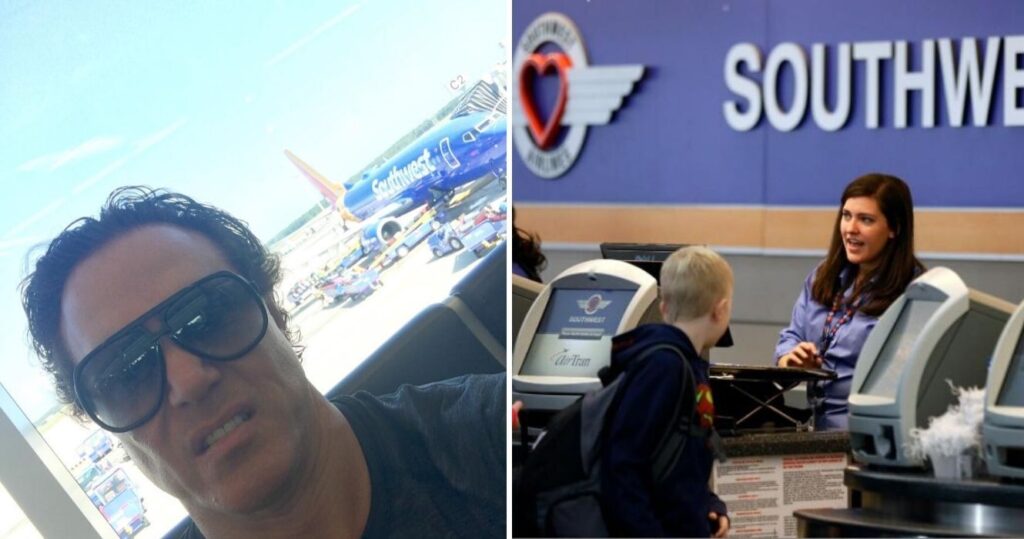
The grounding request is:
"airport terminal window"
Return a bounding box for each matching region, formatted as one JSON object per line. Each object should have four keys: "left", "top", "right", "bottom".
{"left": 0, "top": 1, "right": 506, "bottom": 536}
{"left": 0, "top": 482, "right": 41, "bottom": 539}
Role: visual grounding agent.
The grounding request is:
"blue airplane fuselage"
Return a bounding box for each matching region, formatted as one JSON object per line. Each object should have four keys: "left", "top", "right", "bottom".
{"left": 341, "top": 110, "right": 506, "bottom": 221}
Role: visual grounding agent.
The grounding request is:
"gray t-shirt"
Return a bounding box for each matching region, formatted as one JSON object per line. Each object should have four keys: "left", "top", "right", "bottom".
{"left": 171, "top": 373, "right": 506, "bottom": 538}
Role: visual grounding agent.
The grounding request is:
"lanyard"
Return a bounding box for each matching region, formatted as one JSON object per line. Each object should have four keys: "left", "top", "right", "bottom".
{"left": 819, "top": 291, "right": 864, "bottom": 359}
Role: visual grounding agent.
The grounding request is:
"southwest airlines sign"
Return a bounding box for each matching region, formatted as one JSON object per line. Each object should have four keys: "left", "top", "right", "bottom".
{"left": 724, "top": 36, "right": 1024, "bottom": 131}
{"left": 511, "top": 1, "right": 1024, "bottom": 211}
{"left": 513, "top": 12, "right": 645, "bottom": 178}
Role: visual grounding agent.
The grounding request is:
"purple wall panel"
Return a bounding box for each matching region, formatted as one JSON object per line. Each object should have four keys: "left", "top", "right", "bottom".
{"left": 512, "top": 0, "right": 1024, "bottom": 208}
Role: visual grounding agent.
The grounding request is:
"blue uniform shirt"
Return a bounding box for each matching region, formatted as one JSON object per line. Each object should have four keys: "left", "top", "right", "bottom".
{"left": 775, "top": 266, "right": 878, "bottom": 430}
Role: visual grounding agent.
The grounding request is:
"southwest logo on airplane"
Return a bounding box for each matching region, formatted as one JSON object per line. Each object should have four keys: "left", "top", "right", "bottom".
{"left": 372, "top": 148, "right": 437, "bottom": 199}
{"left": 284, "top": 80, "right": 507, "bottom": 243}
{"left": 513, "top": 12, "right": 645, "bottom": 179}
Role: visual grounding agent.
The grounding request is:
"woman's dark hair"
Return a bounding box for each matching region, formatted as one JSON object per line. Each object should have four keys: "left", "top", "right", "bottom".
{"left": 21, "top": 186, "right": 301, "bottom": 418}
{"left": 512, "top": 207, "right": 546, "bottom": 283}
{"left": 812, "top": 173, "right": 925, "bottom": 316}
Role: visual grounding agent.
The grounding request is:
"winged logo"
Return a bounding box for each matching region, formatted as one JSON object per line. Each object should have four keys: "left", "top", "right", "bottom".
{"left": 578, "top": 294, "right": 612, "bottom": 315}
{"left": 513, "top": 56, "right": 643, "bottom": 149}
{"left": 513, "top": 12, "right": 645, "bottom": 178}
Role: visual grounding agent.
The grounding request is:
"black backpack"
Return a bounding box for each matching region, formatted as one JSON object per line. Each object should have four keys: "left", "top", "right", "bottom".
{"left": 513, "top": 344, "right": 722, "bottom": 537}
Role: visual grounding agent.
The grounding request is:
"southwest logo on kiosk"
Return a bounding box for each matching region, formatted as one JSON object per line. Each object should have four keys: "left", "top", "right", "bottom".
{"left": 513, "top": 12, "right": 645, "bottom": 178}
{"left": 578, "top": 294, "right": 611, "bottom": 315}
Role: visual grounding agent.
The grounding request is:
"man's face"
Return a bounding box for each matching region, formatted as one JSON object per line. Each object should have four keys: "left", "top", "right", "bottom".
{"left": 60, "top": 224, "right": 314, "bottom": 515}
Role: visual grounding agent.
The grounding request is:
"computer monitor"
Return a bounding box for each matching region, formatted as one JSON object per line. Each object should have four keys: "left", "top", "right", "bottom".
{"left": 848, "top": 267, "right": 1014, "bottom": 467}
{"left": 599, "top": 242, "right": 734, "bottom": 348}
{"left": 512, "top": 259, "right": 660, "bottom": 412}
{"left": 599, "top": 242, "right": 685, "bottom": 282}
{"left": 983, "top": 299, "right": 1024, "bottom": 478}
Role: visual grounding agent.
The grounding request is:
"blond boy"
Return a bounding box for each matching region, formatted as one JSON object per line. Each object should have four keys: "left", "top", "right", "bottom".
{"left": 601, "top": 246, "right": 732, "bottom": 537}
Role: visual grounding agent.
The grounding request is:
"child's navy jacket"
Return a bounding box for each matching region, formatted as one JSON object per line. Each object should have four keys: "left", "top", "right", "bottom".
{"left": 602, "top": 324, "right": 728, "bottom": 537}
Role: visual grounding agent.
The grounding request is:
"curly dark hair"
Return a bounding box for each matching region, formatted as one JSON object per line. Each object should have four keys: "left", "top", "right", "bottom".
{"left": 20, "top": 186, "right": 301, "bottom": 418}
{"left": 511, "top": 207, "right": 546, "bottom": 283}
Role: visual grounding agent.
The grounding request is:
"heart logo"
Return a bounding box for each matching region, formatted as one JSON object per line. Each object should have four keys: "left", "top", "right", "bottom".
{"left": 518, "top": 52, "right": 573, "bottom": 150}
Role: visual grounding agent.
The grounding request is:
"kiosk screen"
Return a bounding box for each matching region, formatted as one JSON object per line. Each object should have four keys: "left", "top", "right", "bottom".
{"left": 521, "top": 287, "right": 635, "bottom": 377}
{"left": 861, "top": 299, "right": 942, "bottom": 398}
{"left": 997, "top": 328, "right": 1024, "bottom": 407}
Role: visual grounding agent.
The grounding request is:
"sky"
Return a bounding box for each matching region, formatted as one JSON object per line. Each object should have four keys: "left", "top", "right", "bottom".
{"left": 0, "top": 0, "right": 507, "bottom": 421}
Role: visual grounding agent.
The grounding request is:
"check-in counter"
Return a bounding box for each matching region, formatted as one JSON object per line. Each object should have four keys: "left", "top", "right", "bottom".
{"left": 722, "top": 430, "right": 851, "bottom": 458}
{"left": 712, "top": 427, "right": 851, "bottom": 537}
{"left": 709, "top": 364, "right": 832, "bottom": 434}
{"left": 795, "top": 464, "right": 1024, "bottom": 537}
{"left": 703, "top": 365, "right": 855, "bottom": 537}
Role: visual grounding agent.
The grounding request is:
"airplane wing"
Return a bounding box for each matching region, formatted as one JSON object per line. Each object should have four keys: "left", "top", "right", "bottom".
{"left": 512, "top": 65, "right": 643, "bottom": 126}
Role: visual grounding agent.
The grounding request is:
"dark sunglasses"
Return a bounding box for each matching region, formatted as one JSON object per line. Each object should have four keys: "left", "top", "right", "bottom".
{"left": 72, "top": 271, "right": 269, "bottom": 433}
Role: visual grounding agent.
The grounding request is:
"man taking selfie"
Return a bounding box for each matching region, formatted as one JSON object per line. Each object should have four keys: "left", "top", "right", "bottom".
{"left": 21, "top": 187, "right": 505, "bottom": 538}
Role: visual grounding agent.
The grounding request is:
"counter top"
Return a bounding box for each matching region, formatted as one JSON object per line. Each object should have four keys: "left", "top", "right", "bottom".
{"left": 794, "top": 507, "right": 997, "bottom": 538}
{"left": 796, "top": 464, "right": 1024, "bottom": 537}
{"left": 721, "top": 429, "right": 850, "bottom": 457}
{"left": 847, "top": 464, "right": 1024, "bottom": 507}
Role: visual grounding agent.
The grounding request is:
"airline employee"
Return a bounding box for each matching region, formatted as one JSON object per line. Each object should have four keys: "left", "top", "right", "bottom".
{"left": 775, "top": 174, "right": 924, "bottom": 430}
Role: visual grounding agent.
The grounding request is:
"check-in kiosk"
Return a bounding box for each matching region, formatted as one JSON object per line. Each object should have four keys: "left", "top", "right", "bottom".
{"left": 600, "top": 242, "right": 734, "bottom": 348}
{"left": 512, "top": 259, "right": 660, "bottom": 412}
{"left": 983, "top": 299, "right": 1024, "bottom": 479}
{"left": 849, "top": 267, "right": 1014, "bottom": 467}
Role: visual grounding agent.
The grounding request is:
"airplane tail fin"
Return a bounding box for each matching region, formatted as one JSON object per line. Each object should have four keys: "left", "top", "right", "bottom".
{"left": 284, "top": 150, "right": 360, "bottom": 222}
{"left": 284, "top": 150, "right": 345, "bottom": 202}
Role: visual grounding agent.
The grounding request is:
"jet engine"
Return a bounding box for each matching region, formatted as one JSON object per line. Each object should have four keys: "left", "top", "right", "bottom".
{"left": 362, "top": 217, "right": 403, "bottom": 244}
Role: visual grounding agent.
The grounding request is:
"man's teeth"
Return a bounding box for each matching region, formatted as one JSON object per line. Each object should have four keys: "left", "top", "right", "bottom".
{"left": 205, "top": 413, "right": 248, "bottom": 449}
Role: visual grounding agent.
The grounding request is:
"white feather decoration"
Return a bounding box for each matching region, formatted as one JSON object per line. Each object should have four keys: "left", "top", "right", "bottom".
{"left": 906, "top": 381, "right": 986, "bottom": 461}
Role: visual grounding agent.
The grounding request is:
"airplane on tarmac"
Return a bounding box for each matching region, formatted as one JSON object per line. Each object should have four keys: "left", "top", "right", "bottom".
{"left": 285, "top": 81, "right": 507, "bottom": 246}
